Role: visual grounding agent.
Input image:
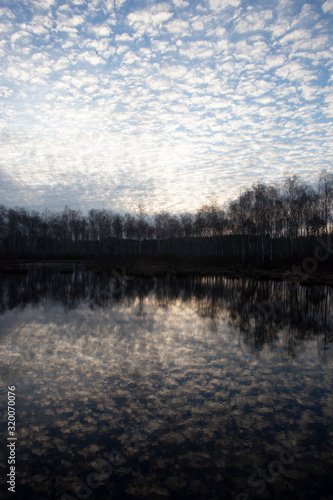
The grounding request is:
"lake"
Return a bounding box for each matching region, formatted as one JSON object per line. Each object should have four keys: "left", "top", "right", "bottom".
{"left": 0, "top": 264, "right": 332, "bottom": 500}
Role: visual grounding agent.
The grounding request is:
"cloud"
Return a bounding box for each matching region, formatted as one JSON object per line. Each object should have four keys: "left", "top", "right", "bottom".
{"left": 88, "top": 23, "right": 113, "bottom": 37}
{"left": 191, "top": 18, "right": 205, "bottom": 30}
{"left": 11, "top": 30, "right": 31, "bottom": 44}
{"left": 0, "top": 0, "right": 331, "bottom": 214}
{"left": 57, "top": 13, "right": 85, "bottom": 28}
{"left": 52, "top": 56, "right": 70, "bottom": 71}
{"left": 174, "top": 0, "right": 189, "bottom": 6}
{"left": 0, "top": 8, "right": 16, "bottom": 19}
{"left": 6, "top": 65, "right": 31, "bottom": 82}
{"left": 159, "top": 64, "right": 188, "bottom": 79}
{"left": 179, "top": 41, "right": 214, "bottom": 59}
{"left": 29, "top": 0, "right": 56, "bottom": 10}
{"left": 236, "top": 10, "right": 273, "bottom": 33}
{"left": 166, "top": 18, "right": 190, "bottom": 34}
{"left": 78, "top": 51, "right": 105, "bottom": 65}
{"left": 322, "top": 0, "right": 333, "bottom": 14}
{"left": 115, "top": 0, "right": 127, "bottom": 8}
{"left": 208, "top": 0, "right": 241, "bottom": 11}
{"left": 275, "top": 61, "right": 313, "bottom": 83}
{"left": 264, "top": 55, "right": 285, "bottom": 70}
{"left": 127, "top": 4, "right": 173, "bottom": 38}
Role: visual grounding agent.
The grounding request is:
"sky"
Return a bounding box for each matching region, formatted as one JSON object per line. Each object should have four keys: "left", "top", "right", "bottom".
{"left": 0, "top": 0, "right": 332, "bottom": 215}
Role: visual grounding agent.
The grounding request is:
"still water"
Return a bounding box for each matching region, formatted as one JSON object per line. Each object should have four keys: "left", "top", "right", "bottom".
{"left": 0, "top": 264, "right": 332, "bottom": 500}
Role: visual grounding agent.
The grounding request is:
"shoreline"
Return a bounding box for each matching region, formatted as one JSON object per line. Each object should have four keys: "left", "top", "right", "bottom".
{"left": 1, "top": 258, "right": 333, "bottom": 286}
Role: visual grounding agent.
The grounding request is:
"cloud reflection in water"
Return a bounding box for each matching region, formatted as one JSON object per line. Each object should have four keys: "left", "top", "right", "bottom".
{"left": 0, "top": 265, "right": 332, "bottom": 499}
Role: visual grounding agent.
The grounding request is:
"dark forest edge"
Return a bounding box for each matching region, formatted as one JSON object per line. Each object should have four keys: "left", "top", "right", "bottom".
{"left": 3, "top": 256, "right": 333, "bottom": 286}
{"left": 1, "top": 171, "right": 333, "bottom": 284}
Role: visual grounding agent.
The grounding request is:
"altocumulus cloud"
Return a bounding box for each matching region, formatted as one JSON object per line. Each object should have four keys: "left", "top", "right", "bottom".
{"left": 0, "top": 0, "right": 332, "bottom": 213}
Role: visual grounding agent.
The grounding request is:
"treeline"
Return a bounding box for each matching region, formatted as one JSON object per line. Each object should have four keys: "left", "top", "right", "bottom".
{"left": 1, "top": 171, "right": 332, "bottom": 264}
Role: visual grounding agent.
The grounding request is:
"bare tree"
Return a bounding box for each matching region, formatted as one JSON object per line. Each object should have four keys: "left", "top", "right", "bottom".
{"left": 136, "top": 204, "right": 147, "bottom": 256}
{"left": 319, "top": 170, "right": 333, "bottom": 235}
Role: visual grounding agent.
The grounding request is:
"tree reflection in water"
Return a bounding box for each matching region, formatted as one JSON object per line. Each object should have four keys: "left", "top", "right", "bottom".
{"left": 0, "top": 264, "right": 332, "bottom": 500}
{"left": 0, "top": 264, "right": 331, "bottom": 356}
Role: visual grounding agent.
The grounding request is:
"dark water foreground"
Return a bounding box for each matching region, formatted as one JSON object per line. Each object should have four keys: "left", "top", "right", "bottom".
{"left": 0, "top": 264, "right": 332, "bottom": 500}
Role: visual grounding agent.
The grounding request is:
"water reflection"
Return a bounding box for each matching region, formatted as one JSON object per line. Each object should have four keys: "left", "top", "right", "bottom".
{"left": 0, "top": 265, "right": 332, "bottom": 499}
{"left": 0, "top": 265, "right": 332, "bottom": 355}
